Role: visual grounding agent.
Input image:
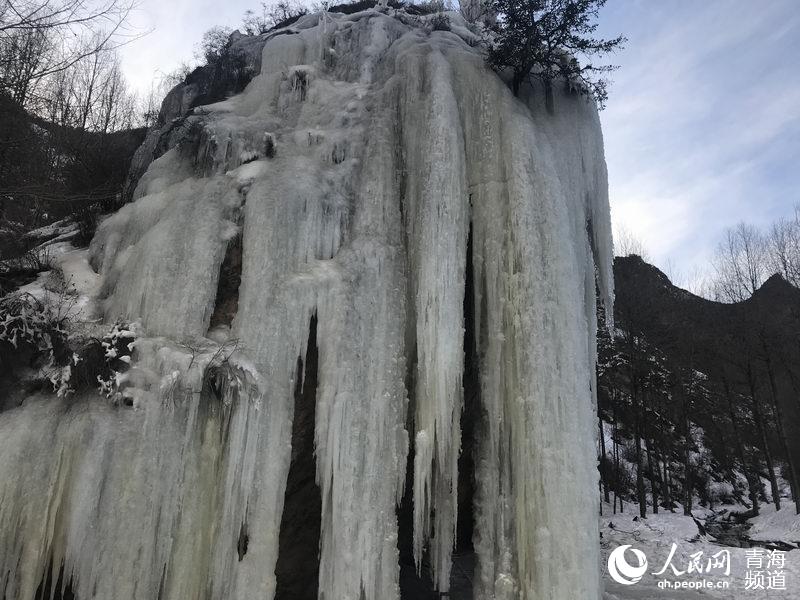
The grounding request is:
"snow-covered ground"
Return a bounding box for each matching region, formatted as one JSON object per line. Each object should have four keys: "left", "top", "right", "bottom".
{"left": 749, "top": 505, "right": 800, "bottom": 546}
{"left": 601, "top": 504, "right": 800, "bottom": 599}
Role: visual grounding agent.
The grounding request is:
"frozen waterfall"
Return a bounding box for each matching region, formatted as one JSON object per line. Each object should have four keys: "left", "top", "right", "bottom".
{"left": 0, "top": 7, "right": 612, "bottom": 600}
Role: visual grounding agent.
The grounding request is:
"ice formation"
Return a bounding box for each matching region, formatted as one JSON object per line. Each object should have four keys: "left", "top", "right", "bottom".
{"left": 0, "top": 7, "right": 612, "bottom": 600}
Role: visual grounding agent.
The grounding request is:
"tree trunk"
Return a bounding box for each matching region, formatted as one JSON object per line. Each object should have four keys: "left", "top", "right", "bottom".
{"left": 748, "top": 365, "right": 781, "bottom": 511}
{"left": 724, "top": 379, "right": 759, "bottom": 514}
{"left": 662, "top": 453, "right": 673, "bottom": 511}
{"left": 680, "top": 387, "right": 693, "bottom": 516}
{"left": 633, "top": 390, "right": 647, "bottom": 518}
{"left": 645, "top": 434, "right": 658, "bottom": 513}
{"left": 612, "top": 390, "right": 621, "bottom": 514}
{"left": 599, "top": 414, "right": 610, "bottom": 504}
{"left": 763, "top": 346, "right": 800, "bottom": 514}
{"left": 511, "top": 70, "right": 523, "bottom": 96}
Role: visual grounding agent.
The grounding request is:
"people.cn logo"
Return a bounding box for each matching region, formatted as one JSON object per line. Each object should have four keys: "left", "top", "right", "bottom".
{"left": 608, "top": 545, "right": 648, "bottom": 585}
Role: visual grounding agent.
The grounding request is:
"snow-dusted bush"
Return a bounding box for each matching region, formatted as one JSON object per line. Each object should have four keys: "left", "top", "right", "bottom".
{"left": 95, "top": 321, "right": 137, "bottom": 404}
{"left": 0, "top": 287, "right": 76, "bottom": 395}
{"left": 0, "top": 291, "right": 71, "bottom": 359}
{"left": 416, "top": 0, "right": 449, "bottom": 13}
{"left": 0, "top": 287, "right": 137, "bottom": 401}
{"left": 46, "top": 320, "right": 137, "bottom": 402}
{"left": 429, "top": 13, "right": 450, "bottom": 31}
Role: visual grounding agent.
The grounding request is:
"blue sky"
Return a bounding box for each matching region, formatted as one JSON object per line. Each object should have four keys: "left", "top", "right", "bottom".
{"left": 596, "top": 0, "right": 800, "bottom": 276}
{"left": 119, "top": 0, "right": 800, "bottom": 277}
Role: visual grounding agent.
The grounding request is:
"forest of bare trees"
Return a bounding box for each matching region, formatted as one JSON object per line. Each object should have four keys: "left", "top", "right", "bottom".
{"left": 0, "top": 0, "right": 140, "bottom": 119}
{"left": 712, "top": 211, "right": 800, "bottom": 302}
{"left": 616, "top": 206, "right": 800, "bottom": 303}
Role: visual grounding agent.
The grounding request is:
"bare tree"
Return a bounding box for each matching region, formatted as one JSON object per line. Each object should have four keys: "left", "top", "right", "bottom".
{"left": 196, "top": 26, "right": 233, "bottom": 64}
{"left": 35, "top": 39, "right": 135, "bottom": 132}
{"left": 0, "top": 0, "right": 140, "bottom": 110}
{"left": 1, "top": 2, "right": 142, "bottom": 253}
{"left": 683, "top": 265, "right": 714, "bottom": 299}
{"left": 614, "top": 225, "right": 649, "bottom": 260}
{"left": 241, "top": 1, "right": 308, "bottom": 36}
{"left": 1, "top": 0, "right": 131, "bottom": 32}
{"left": 96, "top": 55, "right": 135, "bottom": 132}
{"left": 139, "top": 68, "right": 186, "bottom": 128}
{"left": 712, "top": 223, "right": 768, "bottom": 303}
{"left": 666, "top": 261, "right": 714, "bottom": 299}
{"left": 766, "top": 206, "right": 800, "bottom": 288}
{"left": 0, "top": 22, "right": 49, "bottom": 104}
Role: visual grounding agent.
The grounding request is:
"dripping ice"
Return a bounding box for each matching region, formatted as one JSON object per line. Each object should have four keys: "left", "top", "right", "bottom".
{"left": 0, "top": 6, "right": 613, "bottom": 600}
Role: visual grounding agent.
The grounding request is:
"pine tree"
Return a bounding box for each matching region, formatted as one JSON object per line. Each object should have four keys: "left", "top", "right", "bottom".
{"left": 487, "top": 0, "right": 625, "bottom": 104}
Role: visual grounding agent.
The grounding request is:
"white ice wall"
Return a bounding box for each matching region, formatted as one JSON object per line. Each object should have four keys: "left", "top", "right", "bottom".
{"left": 0, "top": 8, "right": 612, "bottom": 600}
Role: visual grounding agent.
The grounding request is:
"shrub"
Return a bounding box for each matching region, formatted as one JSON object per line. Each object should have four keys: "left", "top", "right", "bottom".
{"left": 197, "top": 27, "right": 235, "bottom": 64}
{"left": 241, "top": 1, "right": 309, "bottom": 35}
{"left": 186, "top": 41, "right": 253, "bottom": 109}
{"left": 0, "top": 291, "right": 71, "bottom": 358}
{"left": 0, "top": 285, "right": 137, "bottom": 401}
{"left": 0, "top": 288, "right": 74, "bottom": 394}
{"left": 71, "top": 201, "right": 101, "bottom": 247}
{"left": 0, "top": 241, "right": 53, "bottom": 295}
{"left": 487, "top": 0, "right": 625, "bottom": 104}
{"left": 430, "top": 13, "right": 450, "bottom": 31}
{"left": 325, "top": 0, "right": 406, "bottom": 15}
{"left": 95, "top": 321, "right": 137, "bottom": 404}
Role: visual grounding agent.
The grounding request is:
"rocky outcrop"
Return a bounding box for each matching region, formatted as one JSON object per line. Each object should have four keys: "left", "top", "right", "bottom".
{"left": 121, "top": 31, "right": 267, "bottom": 204}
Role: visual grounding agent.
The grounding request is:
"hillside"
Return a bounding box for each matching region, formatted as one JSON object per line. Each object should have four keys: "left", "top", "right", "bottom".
{"left": 0, "top": 92, "right": 146, "bottom": 292}
{"left": 600, "top": 254, "right": 800, "bottom": 519}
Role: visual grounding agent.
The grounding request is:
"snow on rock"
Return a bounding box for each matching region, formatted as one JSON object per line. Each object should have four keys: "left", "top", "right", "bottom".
{"left": 0, "top": 8, "right": 613, "bottom": 600}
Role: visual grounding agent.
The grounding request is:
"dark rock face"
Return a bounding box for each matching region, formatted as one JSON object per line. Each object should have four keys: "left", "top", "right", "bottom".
{"left": 275, "top": 316, "right": 322, "bottom": 600}
{"left": 209, "top": 234, "right": 243, "bottom": 330}
{"left": 120, "top": 32, "right": 266, "bottom": 205}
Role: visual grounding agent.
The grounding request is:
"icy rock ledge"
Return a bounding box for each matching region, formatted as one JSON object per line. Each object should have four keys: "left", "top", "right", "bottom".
{"left": 0, "top": 7, "right": 612, "bottom": 600}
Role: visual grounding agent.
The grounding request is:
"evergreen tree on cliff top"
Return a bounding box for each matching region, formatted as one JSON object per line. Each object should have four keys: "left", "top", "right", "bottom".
{"left": 487, "top": 0, "right": 625, "bottom": 106}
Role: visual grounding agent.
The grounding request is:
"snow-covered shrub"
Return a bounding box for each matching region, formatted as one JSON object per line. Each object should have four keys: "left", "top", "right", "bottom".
{"left": 0, "top": 287, "right": 78, "bottom": 395}
{"left": 0, "top": 289, "right": 137, "bottom": 401}
{"left": 0, "top": 291, "right": 71, "bottom": 361}
{"left": 404, "top": 0, "right": 447, "bottom": 15}
{"left": 430, "top": 13, "right": 450, "bottom": 31}
{"left": 95, "top": 321, "right": 137, "bottom": 404}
